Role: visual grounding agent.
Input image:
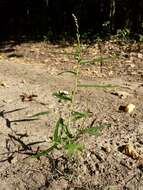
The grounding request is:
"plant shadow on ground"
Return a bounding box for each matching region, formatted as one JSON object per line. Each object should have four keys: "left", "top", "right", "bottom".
{"left": 0, "top": 108, "right": 46, "bottom": 163}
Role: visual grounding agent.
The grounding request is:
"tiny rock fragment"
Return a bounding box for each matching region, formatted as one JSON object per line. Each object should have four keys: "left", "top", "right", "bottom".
{"left": 138, "top": 53, "right": 143, "bottom": 59}
{"left": 130, "top": 56, "right": 135, "bottom": 62}
{"left": 131, "top": 71, "right": 137, "bottom": 75}
{"left": 10, "top": 156, "right": 18, "bottom": 164}
{"left": 108, "top": 70, "right": 113, "bottom": 76}
{"left": 129, "top": 63, "right": 135, "bottom": 68}
{"left": 95, "top": 151, "right": 105, "bottom": 162}
{"left": 0, "top": 55, "right": 5, "bottom": 59}
{"left": 59, "top": 90, "right": 69, "bottom": 95}
{"left": 119, "top": 144, "right": 140, "bottom": 160}
{"left": 44, "top": 59, "right": 49, "bottom": 63}
{"left": 101, "top": 145, "right": 111, "bottom": 153}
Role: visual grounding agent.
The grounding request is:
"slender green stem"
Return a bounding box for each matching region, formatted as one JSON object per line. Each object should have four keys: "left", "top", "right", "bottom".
{"left": 68, "top": 14, "right": 81, "bottom": 128}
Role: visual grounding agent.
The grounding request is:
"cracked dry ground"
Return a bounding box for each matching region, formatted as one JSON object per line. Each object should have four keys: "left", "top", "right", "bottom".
{"left": 0, "top": 40, "right": 143, "bottom": 190}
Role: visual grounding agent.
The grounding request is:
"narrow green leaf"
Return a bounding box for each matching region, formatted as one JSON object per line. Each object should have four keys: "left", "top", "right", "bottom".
{"left": 79, "top": 127, "right": 100, "bottom": 135}
{"left": 63, "top": 124, "right": 73, "bottom": 138}
{"left": 58, "top": 70, "right": 77, "bottom": 76}
{"left": 53, "top": 92, "right": 72, "bottom": 101}
{"left": 53, "top": 118, "right": 64, "bottom": 143}
{"left": 78, "top": 124, "right": 111, "bottom": 136}
{"left": 79, "top": 56, "right": 114, "bottom": 65}
{"left": 29, "top": 111, "right": 49, "bottom": 118}
{"left": 72, "top": 111, "right": 92, "bottom": 121}
{"left": 78, "top": 84, "right": 117, "bottom": 88}
{"left": 93, "top": 56, "right": 113, "bottom": 62}
{"left": 79, "top": 59, "right": 91, "bottom": 65}
{"left": 31, "top": 144, "right": 57, "bottom": 158}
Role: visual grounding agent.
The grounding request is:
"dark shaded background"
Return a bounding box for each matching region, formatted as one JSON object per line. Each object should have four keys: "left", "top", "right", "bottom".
{"left": 0, "top": 0, "right": 142, "bottom": 40}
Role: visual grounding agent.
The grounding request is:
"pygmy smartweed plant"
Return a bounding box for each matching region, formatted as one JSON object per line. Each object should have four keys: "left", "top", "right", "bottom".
{"left": 31, "top": 14, "right": 114, "bottom": 159}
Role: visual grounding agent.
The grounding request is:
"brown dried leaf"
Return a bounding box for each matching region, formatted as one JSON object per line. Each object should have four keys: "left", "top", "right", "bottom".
{"left": 121, "top": 144, "right": 140, "bottom": 160}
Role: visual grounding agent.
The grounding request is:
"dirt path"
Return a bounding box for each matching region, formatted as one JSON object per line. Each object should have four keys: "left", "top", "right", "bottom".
{"left": 0, "top": 41, "right": 143, "bottom": 190}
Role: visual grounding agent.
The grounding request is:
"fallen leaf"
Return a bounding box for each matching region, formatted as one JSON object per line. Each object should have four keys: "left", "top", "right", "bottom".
{"left": 119, "top": 144, "right": 140, "bottom": 160}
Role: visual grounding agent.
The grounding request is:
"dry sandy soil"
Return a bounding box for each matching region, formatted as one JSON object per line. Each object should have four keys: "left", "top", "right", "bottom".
{"left": 0, "top": 40, "right": 143, "bottom": 190}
